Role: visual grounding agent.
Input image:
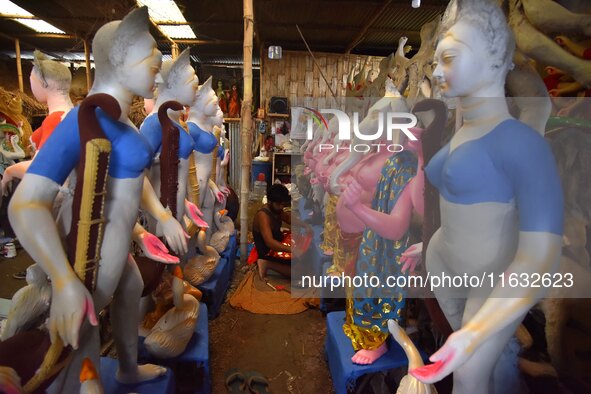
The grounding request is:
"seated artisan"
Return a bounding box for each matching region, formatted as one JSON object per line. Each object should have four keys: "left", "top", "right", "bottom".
{"left": 252, "top": 184, "right": 310, "bottom": 279}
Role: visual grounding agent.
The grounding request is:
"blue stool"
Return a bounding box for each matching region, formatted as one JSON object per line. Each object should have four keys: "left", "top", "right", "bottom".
{"left": 138, "top": 303, "right": 210, "bottom": 393}
{"left": 224, "top": 232, "right": 239, "bottom": 263}
{"left": 197, "top": 233, "right": 237, "bottom": 319}
{"left": 325, "top": 311, "right": 412, "bottom": 394}
{"left": 100, "top": 357, "right": 175, "bottom": 394}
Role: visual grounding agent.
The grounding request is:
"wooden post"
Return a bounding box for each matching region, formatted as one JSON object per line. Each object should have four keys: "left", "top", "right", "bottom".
{"left": 171, "top": 42, "right": 179, "bottom": 59}
{"left": 83, "top": 39, "right": 92, "bottom": 92}
{"left": 15, "top": 38, "right": 23, "bottom": 92}
{"left": 240, "top": 0, "right": 254, "bottom": 262}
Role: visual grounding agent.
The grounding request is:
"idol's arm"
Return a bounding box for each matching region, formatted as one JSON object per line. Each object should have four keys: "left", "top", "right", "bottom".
{"left": 1, "top": 161, "right": 32, "bottom": 195}
{"left": 411, "top": 129, "right": 564, "bottom": 384}
{"left": 411, "top": 232, "right": 562, "bottom": 384}
{"left": 208, "top": 178, "right": 225, "bottom": 203}
{"left": 140, "top": 174, "right": 188, "bottom": 255}
{"left": 8, "top": 174, "right": 98, "bottom": 349}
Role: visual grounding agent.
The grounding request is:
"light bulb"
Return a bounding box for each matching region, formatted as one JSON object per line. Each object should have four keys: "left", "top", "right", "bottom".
{"left": 412, "top": 0, "right": 421, "bottom": 8}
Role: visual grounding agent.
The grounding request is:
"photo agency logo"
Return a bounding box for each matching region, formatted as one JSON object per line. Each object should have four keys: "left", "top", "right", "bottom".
{"left": 302, "top": 107, "right": 418, "bottom": 153}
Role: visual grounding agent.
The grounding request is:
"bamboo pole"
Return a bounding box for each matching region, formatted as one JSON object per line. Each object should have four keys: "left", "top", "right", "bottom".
{"left": 296, "top": 25, "right": 337, "bottom": 99}
{"left": 259, "top": 43, "right": 264, "bottom": 112}
{"left": 240, "top": 0, "right": 254, "bottom": 262}
{"left": 171, "top": 42, "right": 179, "bottom": 59}
{"left": 1, "top": 32, "right": 62, "bottom": 59}
{"left": 15, "top": 38, "right": 23, "bottom": 92}
{"left": 83, "top": 39, "right": 91, "bottom": 92}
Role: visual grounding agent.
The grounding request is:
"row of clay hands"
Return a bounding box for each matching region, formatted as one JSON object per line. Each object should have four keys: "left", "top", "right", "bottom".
{"left": 48, "top": 199, "right": 211, "bottom": 350}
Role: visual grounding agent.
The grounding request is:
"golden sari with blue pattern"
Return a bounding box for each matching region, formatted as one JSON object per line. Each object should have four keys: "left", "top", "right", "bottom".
{"left": 343, "top": 150, "right": 417, "bottom": 350}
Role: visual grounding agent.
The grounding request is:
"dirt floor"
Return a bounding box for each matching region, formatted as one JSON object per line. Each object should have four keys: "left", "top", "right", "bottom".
{"left": 2, "top": 241, "right": 588, "bottom": 393}
{"left": 209, "top": 261, "right": 333, "bottom": 393}
{"left": 0, "top": 249, "right": 335, "bottom": 393}
{"left": 0, "top": 245, "right": 33, "bottom": 301}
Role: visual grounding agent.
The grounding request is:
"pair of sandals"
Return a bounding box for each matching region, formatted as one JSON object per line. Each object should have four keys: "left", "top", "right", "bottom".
{"left": 225, "top": 369, "right": 271, "bottom": 394}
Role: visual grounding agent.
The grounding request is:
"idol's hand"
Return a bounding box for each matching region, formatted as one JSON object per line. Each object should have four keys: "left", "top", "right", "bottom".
{"left": 49, "top": 275, "right": 98, "bottom": 349}
{"left": 220, "top": 186, "right": 231, "bottom": 196}
{"left": 318, "top": 171, "right": 329, "bottom": 186}
{"left": 342, "top": 179, "right": 363, "bottom": 208}
{"left": 208, "top": 181, "right": 226, "bottom": 204}
{"left": 1, "top": 161, "right": 30, "bottom": 197}
{"left": 160, "top": 213, "right": 189, "bottom": 256}
{"left": 401, "top": 242, "right": 423, "bottom": 273}
{"left": 184, "top": 199, "right": 203, "bottom": 217}
{"left": 185, "top": 200, "right": 209, "bottom": 228}
{"left": 0, "top": 366, "right": 22, "bottom": 394}
{"left": 410, "top": 328, "right": 477, "bottom": 384}
{"left": 137, "top": 231, "right": 179, "bottom": 264}
{"left": 303, "top": 167, "right": 312, "bottom": 176}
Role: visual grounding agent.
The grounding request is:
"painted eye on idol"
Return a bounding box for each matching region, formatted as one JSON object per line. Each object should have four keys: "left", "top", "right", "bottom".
{"left": 442, "top": 55, "right": 455, "bottom": 65}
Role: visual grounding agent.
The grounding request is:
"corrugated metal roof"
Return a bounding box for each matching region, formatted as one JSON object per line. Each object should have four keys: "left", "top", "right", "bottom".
{"left": 0, "top": 49, "right": 92, "bottom": 61}
{"left": 363, "top": 5, "right": 442, "bottom": 49}
{"left": 192, "top": 53, "right": 260, "bottom": 66}
{"left": 1, "top": 0, "right": 449, "bottom": 65}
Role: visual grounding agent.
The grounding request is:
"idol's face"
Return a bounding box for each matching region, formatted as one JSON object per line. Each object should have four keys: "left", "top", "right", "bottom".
{"left": 30, "top": 69, "right": 48, "bottom": 103}
{"left": 173, "top": 65, "right": 199, "bottom": 106}
{"left": 119, "top": 30, "right": 162, "bottom": 99}
{"left": 433, "top": 22, "right": 493, "bottom": 98}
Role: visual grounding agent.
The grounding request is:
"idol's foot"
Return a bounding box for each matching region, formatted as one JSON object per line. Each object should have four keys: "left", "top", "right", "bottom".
{"left": 116, "top": 364, "right": 167, "bottom": 384}
{"left": 351, "top": 342, "right": 388, "bottom": 365}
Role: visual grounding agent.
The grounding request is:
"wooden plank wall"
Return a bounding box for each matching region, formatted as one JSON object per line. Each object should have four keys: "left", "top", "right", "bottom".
{"left": 261, "top": 50, "right": 383, "bottom": 110}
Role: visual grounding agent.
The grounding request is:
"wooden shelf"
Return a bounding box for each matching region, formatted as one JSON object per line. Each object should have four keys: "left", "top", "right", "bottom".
{"left": 271, "top": 150, "right": 302, "bottom": 183}
{"left": 267, "top": 113, "right": 290, "bottom": 118}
